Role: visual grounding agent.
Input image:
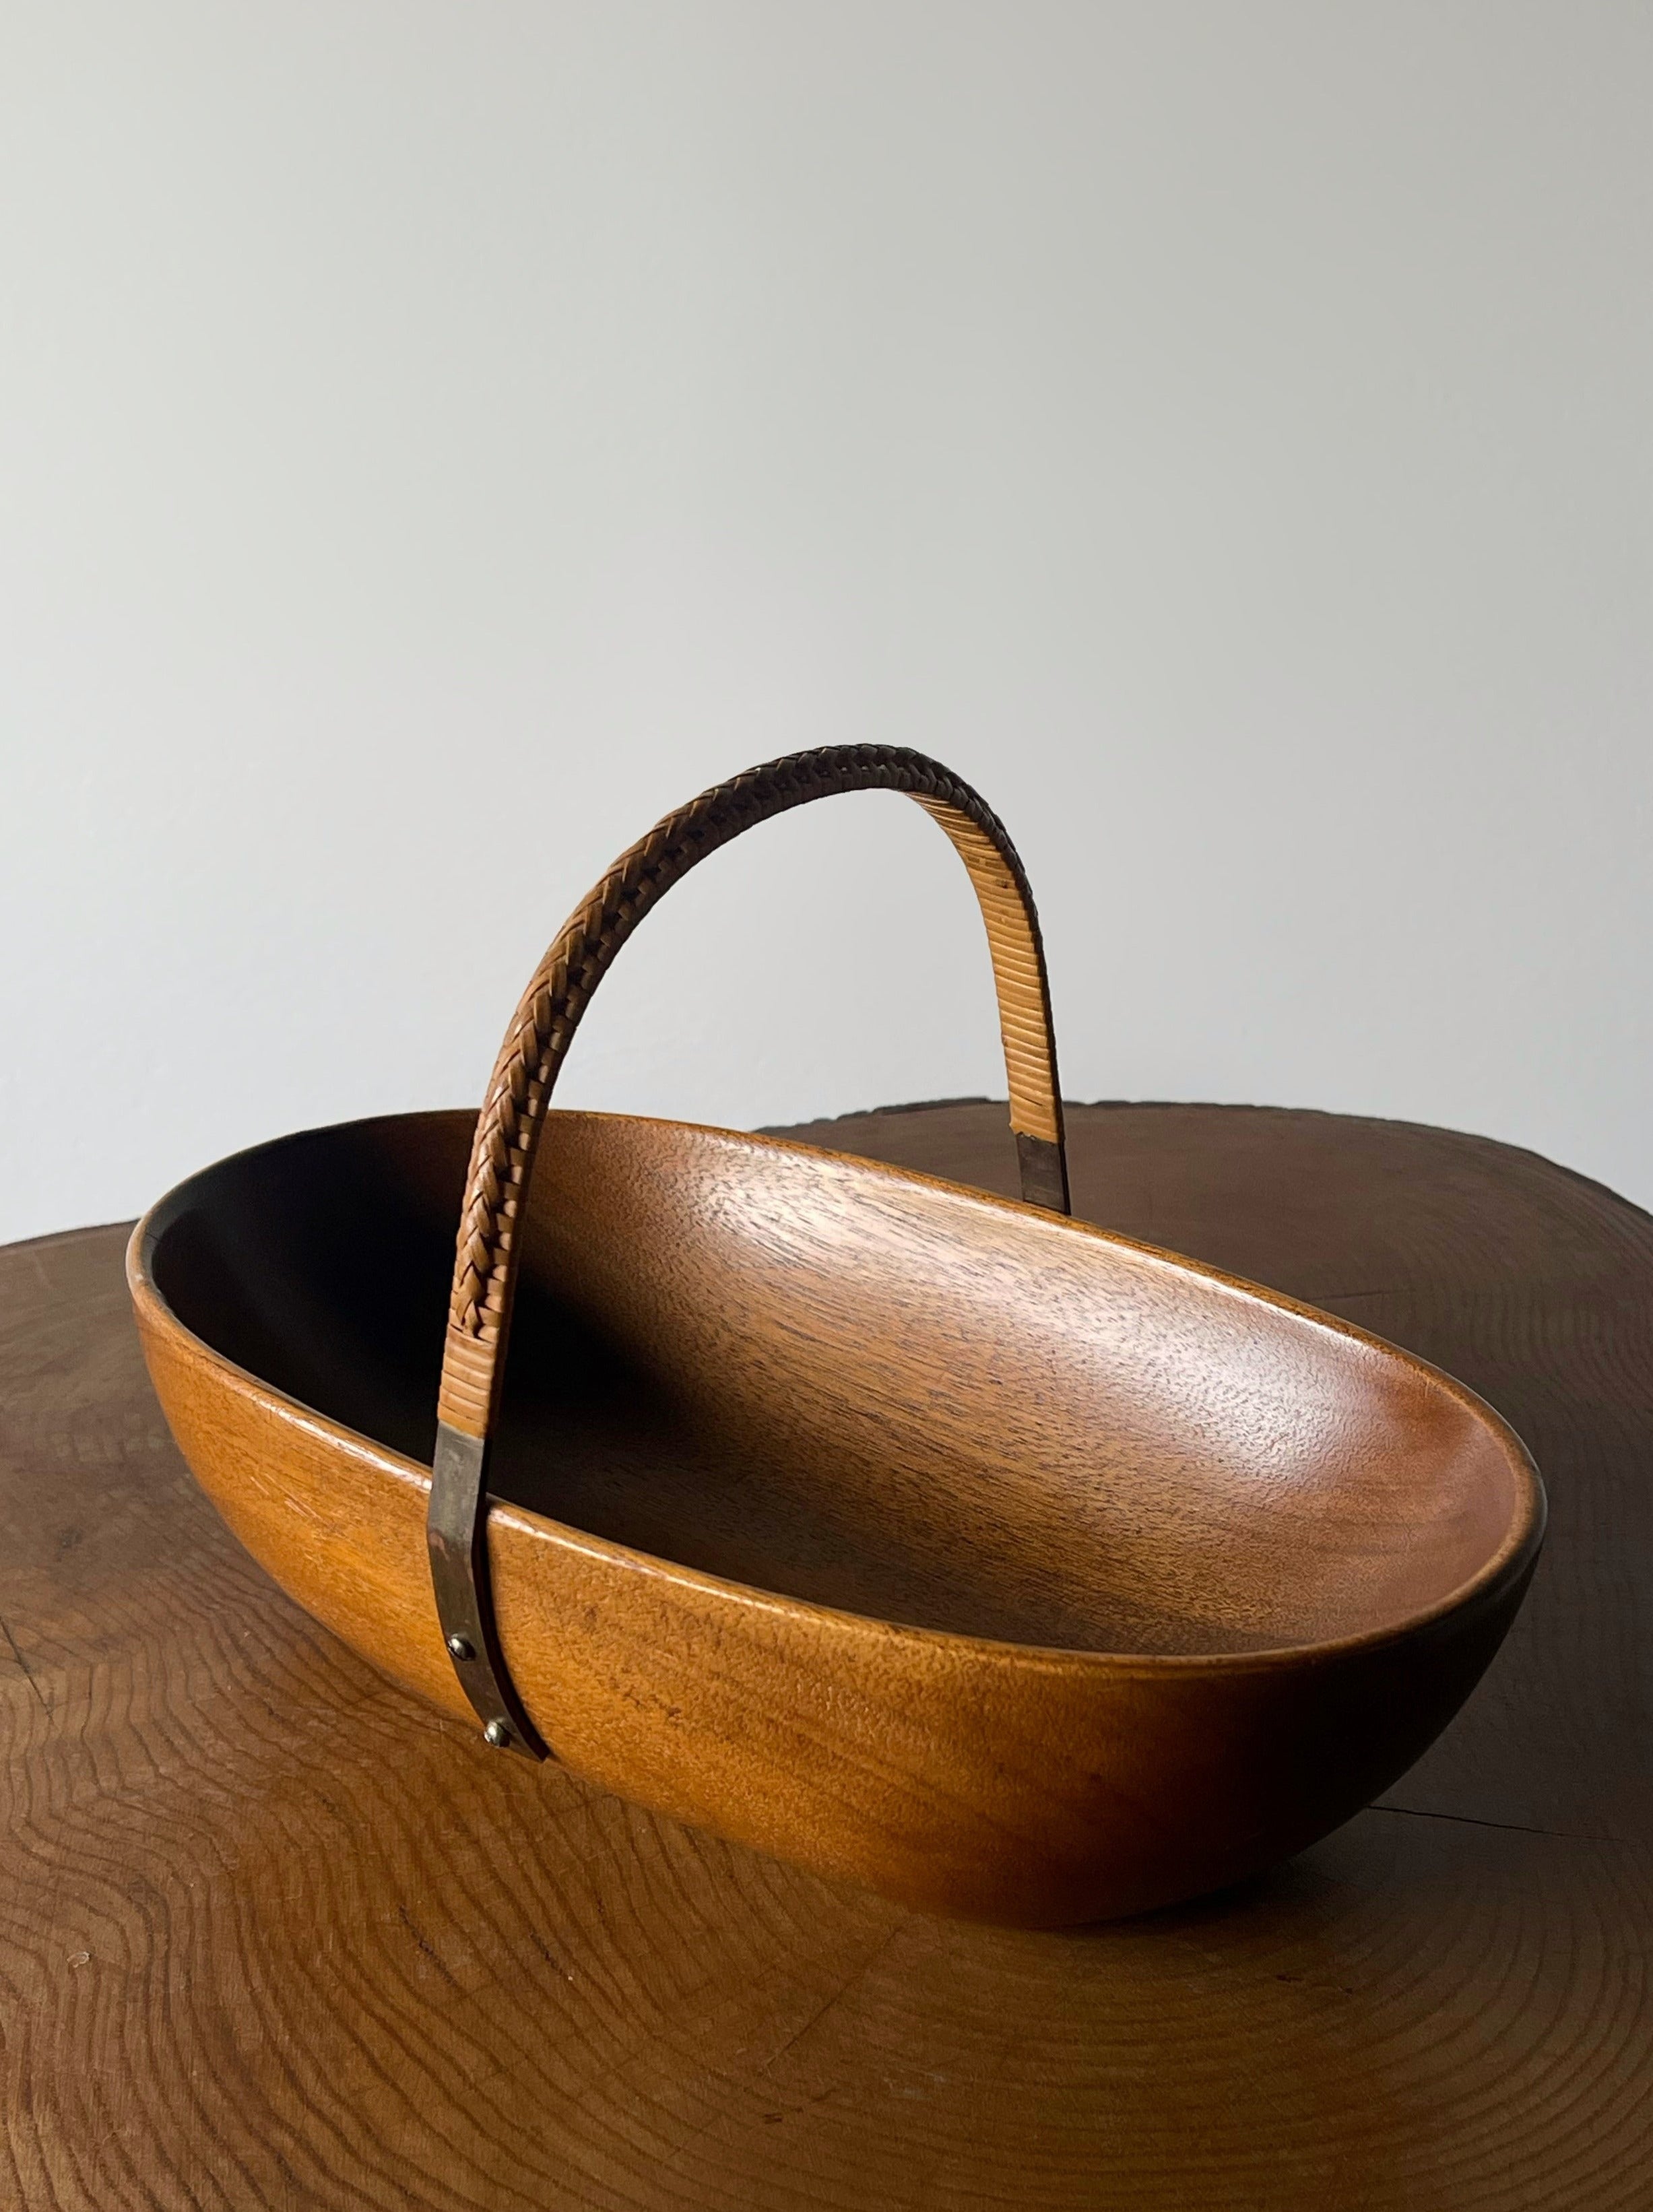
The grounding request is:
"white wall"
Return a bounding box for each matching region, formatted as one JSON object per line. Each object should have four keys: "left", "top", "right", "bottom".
{"left": 3, "top": 1, "right": 1649, "bottom": 1244}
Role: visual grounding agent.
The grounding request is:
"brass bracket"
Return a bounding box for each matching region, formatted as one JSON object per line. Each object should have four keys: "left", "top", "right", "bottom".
{"left": 427, "top": 1423, "right": 549, "bottom": 1761}
{"left": 1016, "top": 1131, "right": 1071, "bottom": 1215}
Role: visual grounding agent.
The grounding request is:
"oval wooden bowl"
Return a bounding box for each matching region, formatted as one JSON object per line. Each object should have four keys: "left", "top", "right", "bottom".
{"left": 129, "top": 1103, "right": 1543, "bottom": 1926}
{"left": 127, "top": 748, "right": 1543, "bottom": 1925}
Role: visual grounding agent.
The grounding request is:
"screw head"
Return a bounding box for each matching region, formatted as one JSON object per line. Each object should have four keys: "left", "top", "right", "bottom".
{"left": 484, "top": 1719, "right": 511, "bottom": 1749}
{"left": 445, "top": 1633, "right": 474, "bottom": 1662}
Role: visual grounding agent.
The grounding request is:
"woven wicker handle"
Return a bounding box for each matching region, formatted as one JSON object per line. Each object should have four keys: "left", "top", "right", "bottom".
{"left": 439, "top": 744, "right": 1067, "bottom": 1441}
{"left": 427, "top": 746, "right": 1068, "bottom": 1757}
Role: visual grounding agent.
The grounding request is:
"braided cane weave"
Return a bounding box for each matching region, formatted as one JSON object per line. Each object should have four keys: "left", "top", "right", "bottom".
{"left": 436, "top": 746, "right": 1066, "bottom": 1439}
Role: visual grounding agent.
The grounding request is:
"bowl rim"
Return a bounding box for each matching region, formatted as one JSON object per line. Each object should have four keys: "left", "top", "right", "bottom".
{"left": 128, "top": 1105, "right": 1549, "bottom": 1679}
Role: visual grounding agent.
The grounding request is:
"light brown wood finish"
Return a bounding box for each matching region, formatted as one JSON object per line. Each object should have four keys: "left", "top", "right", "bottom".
{"left": 3, "top": 1103, "right": 1649, "bottom": 2209}
{"left": 129, "top": 1103, "right": 1541, "bottom": 1923}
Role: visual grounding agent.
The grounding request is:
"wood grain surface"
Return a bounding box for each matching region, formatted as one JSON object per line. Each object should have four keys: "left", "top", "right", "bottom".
{"left": 130, "top": 1105, "right": 1542, "bottom": 1923}
{"left": 3, "top": 1101, "right": 1650, "bottom": 2209}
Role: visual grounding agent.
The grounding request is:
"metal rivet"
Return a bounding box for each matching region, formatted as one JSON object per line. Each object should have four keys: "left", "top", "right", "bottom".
{"left": 446, "top": 1633, "right": 474, "bottom": 1662}
{"left": 484, "top": 1720, "right": 511, "bottom": 1749}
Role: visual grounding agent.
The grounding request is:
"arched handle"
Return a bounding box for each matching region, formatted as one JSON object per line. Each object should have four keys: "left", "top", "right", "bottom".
{"left": 428, "top": 744, "right": 1068, "bottom": 1757}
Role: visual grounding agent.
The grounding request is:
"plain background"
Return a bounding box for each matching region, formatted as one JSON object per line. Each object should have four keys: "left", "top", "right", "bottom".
{"left": 2, "top": 1, "right": 1648, "bottom": 1245}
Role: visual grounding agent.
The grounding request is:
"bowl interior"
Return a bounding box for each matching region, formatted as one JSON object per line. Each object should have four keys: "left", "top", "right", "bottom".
{"left": 145, "top": 1109, "right": 1532, "bottom": 1655}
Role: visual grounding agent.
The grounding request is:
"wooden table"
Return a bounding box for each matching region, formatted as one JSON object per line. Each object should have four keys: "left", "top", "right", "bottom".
{"left": 3, "top": 1102, "right": 1648, "bottom": 2211}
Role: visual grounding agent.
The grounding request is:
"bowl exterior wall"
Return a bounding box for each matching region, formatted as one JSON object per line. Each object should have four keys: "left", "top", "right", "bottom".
{"left": 133, "top": 1292, "right": 1532, "bottom": 1926}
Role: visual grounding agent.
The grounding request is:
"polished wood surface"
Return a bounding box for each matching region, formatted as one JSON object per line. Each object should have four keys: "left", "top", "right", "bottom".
{"left": 4, "top": 1101, "right": 1649, "bottom": 2208}
{"left": 129, "top": 1107, "right": 1538, "bottom": 1922}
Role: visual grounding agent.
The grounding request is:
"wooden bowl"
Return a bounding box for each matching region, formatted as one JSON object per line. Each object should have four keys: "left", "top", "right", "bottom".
{"left": 127, "top": 749, "right": 1543, "bottom": 1924}
{"left": 131, "top": 1103, "right": 1542, "bottom": 1926}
